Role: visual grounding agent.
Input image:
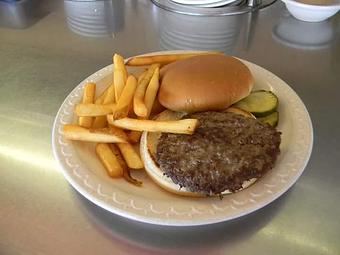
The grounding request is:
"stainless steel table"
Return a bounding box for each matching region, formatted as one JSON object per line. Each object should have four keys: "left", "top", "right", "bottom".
{"left": 1, "top": 0, "right": 339, "bottom": 254}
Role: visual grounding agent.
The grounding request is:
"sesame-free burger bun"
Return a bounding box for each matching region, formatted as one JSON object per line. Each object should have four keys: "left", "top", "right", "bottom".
{"left": 158, "top": 54, "right": 254, "bottom": 113}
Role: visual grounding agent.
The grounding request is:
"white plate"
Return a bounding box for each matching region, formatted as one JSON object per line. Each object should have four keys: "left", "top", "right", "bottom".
{"left": 52, "top": 51, "right": 313, "bottom": 226}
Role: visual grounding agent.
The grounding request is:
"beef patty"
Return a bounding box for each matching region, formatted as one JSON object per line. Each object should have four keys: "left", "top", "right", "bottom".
{"left": 156, "top": 111, "right": 281, "bottom": 196}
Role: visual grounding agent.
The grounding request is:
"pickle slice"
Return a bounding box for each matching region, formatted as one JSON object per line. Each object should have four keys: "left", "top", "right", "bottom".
{"left": 258, "top": 111, "right": 279, "bottom": 127}
{"left": 233, "top": 90, "right": 278, "bottom": 117}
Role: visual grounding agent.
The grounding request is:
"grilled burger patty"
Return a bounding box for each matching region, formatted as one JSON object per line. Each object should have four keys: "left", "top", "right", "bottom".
{"left": 156, "top": 111, "right": 281, "bottom": 195}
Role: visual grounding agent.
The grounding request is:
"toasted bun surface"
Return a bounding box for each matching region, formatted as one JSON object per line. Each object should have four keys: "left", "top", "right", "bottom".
{"left": 158, "top": 54, "right": 254, "bottom": 112}
{"left": 158, "top": 55, "right": 254, "bottom": 112}
{"left": 140, "top": 110, "right": 256, "bottom": 198}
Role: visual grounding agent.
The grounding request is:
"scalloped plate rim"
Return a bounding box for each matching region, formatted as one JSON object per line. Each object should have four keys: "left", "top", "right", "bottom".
{"left": 52, "top": 50, "right": 313, "bottom": 226}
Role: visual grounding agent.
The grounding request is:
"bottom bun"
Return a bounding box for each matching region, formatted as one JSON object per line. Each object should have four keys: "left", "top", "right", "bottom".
{"left": 140, "top": 109, "right": 257, "bottom": 198}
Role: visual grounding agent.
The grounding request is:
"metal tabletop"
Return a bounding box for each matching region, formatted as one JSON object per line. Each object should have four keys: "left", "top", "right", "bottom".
{"left": 0, "top": 0, "right": 339, "bottom": 254}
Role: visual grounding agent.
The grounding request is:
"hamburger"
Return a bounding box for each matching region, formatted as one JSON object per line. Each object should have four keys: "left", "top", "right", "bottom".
{"left": 140, "top": 54, "right": 281, "bottom": 197}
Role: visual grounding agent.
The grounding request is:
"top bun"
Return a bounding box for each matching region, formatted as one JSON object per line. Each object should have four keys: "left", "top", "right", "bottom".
{"left": 158, "top": 54, "right": 254, "bottom": 112}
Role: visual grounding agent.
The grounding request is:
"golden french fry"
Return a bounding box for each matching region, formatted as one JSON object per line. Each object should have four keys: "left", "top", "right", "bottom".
{"left": 75, "top": 103, "right": 115, "bottom": 117}
{"left": 92, "top": 84, "right": 116, "bottom": 128}
{"left": 96, "top": 143, "right": 123, "bottom": 178}
{"left": 95, "top": 87, "right": 109, "bottom": 104}
{"left": 126, "top": 52, "right": 222, "bottom": 66}
{"left": 117, "top": 143, "right": 143, "bottom": 169}
{"left": 109, "top": 144, "right": 127, "bottom": 169}
{"left": 109, "top": 144, "right": 142, "bottom": 186}
{"left": 102, "top": 84, "right": 116, "bottom": 104}
{"left": 111, "top": 105, "right": 130, "bottom": 120}
{"left": 107, "top": 117, "right": 199, "bottom": 134}
{"left": 144, "top": 67, "right": 160, "bottom": 117}
{"left": 92, "top": 116, "right": 107, "bottom": 128}
{"left": 114, "top": 71, "right": 125, "bottom": 102}
{"left": 81, "top": 83, "right": 96, "bottom": 102}
{"left": 63, "top": 125, "right": 128, "bottom": 143}
{"left": 113, "top": 54, "right": 127, "bottom": 102}
{"left": 79, "top": 83, "right": 96, "bottom": 128}
{"left": 128, "top": 130, "right": 142, "bottom": 144}
{"left": 138, "top": 70, "right": 147, "bottom": 83}
{"left": 90, "top": 125, "right": 128, "bottom": 140}
{"left": 114, "top": 54, "right": 128, "bottom": 81}
{"left": 115, "top": 75, "right": 137, "bottom": 112}
{"left": 126, "top": 71, "right": 146, "bottom": 121}
{"left": 109, "top": 75, "right": 137, "bottom": 120}
{"left": 124, "top": 70, "right": 159, "bottom": 143}
{"left": 133, "top": 64, "right": 159, "bottom": 118}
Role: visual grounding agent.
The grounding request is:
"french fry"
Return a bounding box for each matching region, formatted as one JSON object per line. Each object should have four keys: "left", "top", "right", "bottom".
{"left": 133, "top": 64, "right": 159, "bottom": 117}
{"left": 128, "top": 71, "right": 146, "bottom": 124}
{"left": 109, "top": 144, "right": 126, "bottom": 170}
{"left": 128, "top": 130, "right": 142, "bottom": 144}
{"left": 90, "top": 126, "right": 129, "bottom": 141}
{"left": 115, "top": 54, "right": 128, "bottom": 81}
{"left": 75, "top": 103, "right": 115, "bottom": 117}
{"left": 113, "top": 54, "right": 127, "bottom": 102}
{"left": 92, "top": 84, "right": 116, "bottom": 128}
{"left": 114, "top": 75, "right": 137, "bottom": 112}
{"left": 126, "top": 52, "right": 222, "bottom": 66}
{"left": 95, "top": 87, "right": 109, "bottom": 104}
{"left": 79, "top": 83, "right": 96, "bottom": 128}
{"left": 102, "top": 84, "right": 116, "bottom": 104}
{"left": 138, "top": 70, "right": 147, "bottom": 83}
{"left": 63, "top": 125, "right": 128, "bottom": 143}
{"left": 117, "top": 143, "right": 143, "bottom": 169}
{"left": 92, "top": 115, "right": 108, "bottom": 128}
{"left": 111, "top": 105, "right": 130, "bottom": 120}
{"left": 108, "top": 75, "right": 137, "bottom": 120}
{"left": 124, "top": 69, "right": 160, "bottom": 143}
{"left": 107, "top": 117, "right": 199, "bottom": 134}
{"left": 96, "top": 143, "right": 124, "bottom": 178}
{"left": 110, "top": 144, "right": 142, "bottom": 186}
{"left": 144, "top": 67, "right": 160, "bottom": 117}
{"left": 122, "top": 70, "right": 158, "bottom": 143}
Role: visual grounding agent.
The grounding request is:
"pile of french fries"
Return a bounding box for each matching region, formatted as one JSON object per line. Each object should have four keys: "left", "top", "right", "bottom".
{"left": 62, "top": 53, "right": 209, "bottom": 185}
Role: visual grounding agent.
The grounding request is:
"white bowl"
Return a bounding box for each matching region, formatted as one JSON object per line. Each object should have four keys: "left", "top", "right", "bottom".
{"left": 281, "top": 0, "right": 340, "bottom": 22}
